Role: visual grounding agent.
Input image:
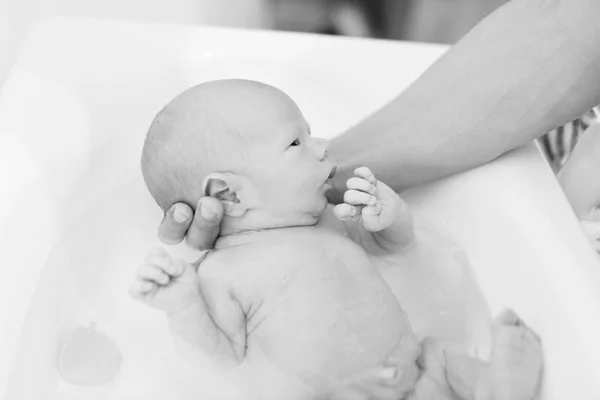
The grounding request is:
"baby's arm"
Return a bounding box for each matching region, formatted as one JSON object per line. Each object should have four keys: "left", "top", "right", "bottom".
{"left": 334, "top": 167, "right": 414, "bottom": 256}
{"left": 129, "top": 249, "right": 246, "bottom": 369}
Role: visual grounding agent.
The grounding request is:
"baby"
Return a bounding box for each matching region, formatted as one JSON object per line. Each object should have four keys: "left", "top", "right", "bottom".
{"left": 130, "top": 79, "right": 542, "bottom": 399}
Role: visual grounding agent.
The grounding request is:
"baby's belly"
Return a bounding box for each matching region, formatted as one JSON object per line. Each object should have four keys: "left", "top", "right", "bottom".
{"left": 245, "top": 242, "right": 412, "bottom": 392}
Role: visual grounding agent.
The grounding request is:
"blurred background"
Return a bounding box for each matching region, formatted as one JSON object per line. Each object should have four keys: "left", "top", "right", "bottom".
{"left": 0, "top": 0, "right": 508, "bottom": 89}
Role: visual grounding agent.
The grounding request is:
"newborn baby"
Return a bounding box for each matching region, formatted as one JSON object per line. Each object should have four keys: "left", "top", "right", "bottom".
{"left": 130, "top": 79, "right": 542, "bottom": 399}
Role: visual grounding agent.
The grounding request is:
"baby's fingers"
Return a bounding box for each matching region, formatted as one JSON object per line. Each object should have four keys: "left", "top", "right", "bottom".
{"left": 354, "top": 167, "right": 377, "bottom": 185}
{"left": 136, "top": 264, "right": 171, "bottom": 285}
{"left": 346, "top": 177, "right": 376, "bottom": 195}
{"left": 145, "top": 249, "right": 184, "bottom": 277}
{"left": 128, "top": 279, "right": 156, "bottom": 298}
{"left": 145, "top": 248, "right": 171, "bottom": 267}
{"left": 344, "top": 190, "right": 377, "bottom": 207}
{"left": 362, "top": 203, "right": 382, "bottom": 217}
{"left": 334, "top": 203, "right": 359, "bottom": 221}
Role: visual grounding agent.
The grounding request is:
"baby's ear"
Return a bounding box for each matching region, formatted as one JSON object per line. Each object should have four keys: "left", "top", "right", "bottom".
{"left": 202, "top": 173, "right": 248, "bottom": 217}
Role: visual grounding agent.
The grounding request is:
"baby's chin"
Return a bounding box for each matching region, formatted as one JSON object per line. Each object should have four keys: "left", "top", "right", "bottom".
{"left": 306, "top": 195, "right": 330, "bottom": 222}
{"left": 278, "top": 197, "right": 329, "bottom": 228}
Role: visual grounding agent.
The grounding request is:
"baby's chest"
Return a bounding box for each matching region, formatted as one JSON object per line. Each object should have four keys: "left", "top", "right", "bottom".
{"left": 240, "top": 234, "right": 410, "bottom": 380}
{"left": 242, "top": 234, "right": 381, "bottom": 311}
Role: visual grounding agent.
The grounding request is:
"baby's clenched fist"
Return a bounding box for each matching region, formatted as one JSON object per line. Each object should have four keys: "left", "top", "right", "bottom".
{"left": 129, "top": 248, "right": 202, "bottom": 314}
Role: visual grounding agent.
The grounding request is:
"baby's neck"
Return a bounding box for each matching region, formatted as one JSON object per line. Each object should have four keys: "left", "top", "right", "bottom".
{"left": 216, "top": 209, "right": 324, "bottom": 249}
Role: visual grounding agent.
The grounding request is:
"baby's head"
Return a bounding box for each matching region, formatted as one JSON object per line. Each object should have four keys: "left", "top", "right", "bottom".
{"left": 142, "top": 79, "right": 336, "bottom": 231}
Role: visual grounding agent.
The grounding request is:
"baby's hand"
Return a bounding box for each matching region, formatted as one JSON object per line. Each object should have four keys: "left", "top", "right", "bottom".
{"left": 333, "top": 167, "right": 404, "bottom": 232}
{"left": 129, "top": 249, "right": 202, "bottom": 314}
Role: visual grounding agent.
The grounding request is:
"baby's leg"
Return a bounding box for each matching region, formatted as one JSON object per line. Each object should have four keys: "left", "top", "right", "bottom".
{"left": 483, "top": 309, "right": 543, "bottom": 400}
{"left": 408, "top": 337, "right": 469, "bottom": 400}
{"left": 447, "top": 309, "right": 543, "bottom": 400}
{"left": 409, "top": 309, "right": 542, "bottom": 400}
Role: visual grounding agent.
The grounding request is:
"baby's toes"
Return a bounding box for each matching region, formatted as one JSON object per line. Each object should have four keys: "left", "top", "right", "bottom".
{"left": 492, "top": 309, "right": 542, "bottom": 356}
{"left": 495, "top": 308, "right": 521, "bottom": 327}
{"left": 495, "top": 327, "right": 528, "bottom": 354}
{"left": 489, "top": 315, "right": 543, "bottom": 400}
{"left": 517, "top": 327, "right": 542, "bottom": 364}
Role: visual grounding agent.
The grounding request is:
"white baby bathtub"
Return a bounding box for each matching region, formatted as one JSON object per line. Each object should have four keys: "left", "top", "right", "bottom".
{"left": 1, "top": 17, "right": 600, "bottom": 399}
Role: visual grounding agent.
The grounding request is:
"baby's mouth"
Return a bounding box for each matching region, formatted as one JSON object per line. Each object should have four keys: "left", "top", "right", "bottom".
{"left": 323, "top": 165, "right": 337, "bottom": 192}
{"left": 328, "top": 165, "right": 337, "bottom": 180}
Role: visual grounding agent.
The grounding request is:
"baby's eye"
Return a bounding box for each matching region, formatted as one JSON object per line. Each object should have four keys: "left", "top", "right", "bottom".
{"left": 289, "top": 139, "right": 301, "bottom": 148}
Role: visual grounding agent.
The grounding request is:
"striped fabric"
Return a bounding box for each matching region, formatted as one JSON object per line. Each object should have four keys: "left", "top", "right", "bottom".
{"left": 539, "top": 108, "right": 600, "bottom": 172}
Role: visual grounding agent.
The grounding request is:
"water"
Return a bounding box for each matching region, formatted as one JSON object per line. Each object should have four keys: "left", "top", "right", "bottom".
{"left": 3, "top": 182, "right": 239, "bottom": 400}
{"left": 379, "top": 223, "right": 493, "bottom": 358}
{"left": 4, "top": 180, "right": 492, "bottom": 399}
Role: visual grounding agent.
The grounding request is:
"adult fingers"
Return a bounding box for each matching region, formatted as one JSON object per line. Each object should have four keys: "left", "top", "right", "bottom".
{"left": 158, "top": 203, "right": 194, "bottom": 245}
{"left": 184, "top": 197, "right": 224, "bottom": 251}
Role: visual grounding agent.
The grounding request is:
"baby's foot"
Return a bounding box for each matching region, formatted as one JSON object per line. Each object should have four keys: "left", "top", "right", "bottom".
{"left": 408, "top": 337, "right": 456, "bottom": 399}
{"left": 487, "top": 309, "right": 543, "bottom": 400}
{"left": 444, "top": 344, "right": 487, "bottom": 400}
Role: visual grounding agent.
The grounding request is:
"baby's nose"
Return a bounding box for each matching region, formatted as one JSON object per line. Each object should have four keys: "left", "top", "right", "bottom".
{"left": 314, "top": 138, "right": 328, "bottom": 160}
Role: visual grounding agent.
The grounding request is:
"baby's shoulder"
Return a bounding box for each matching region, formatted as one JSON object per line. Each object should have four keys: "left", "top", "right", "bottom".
{"left": 199, "top": 237, "right": 326, "bottom": 281}
{"left": 196, "top": 243, "right": 287, "bottom": 281}
{"left": 196, "top": 248, "right": 245, "bottom": 282}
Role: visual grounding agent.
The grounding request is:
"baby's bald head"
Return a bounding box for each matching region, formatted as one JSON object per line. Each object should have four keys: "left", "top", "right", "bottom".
{"left": 142, "top": 79, "right": 302, "bottom": 211}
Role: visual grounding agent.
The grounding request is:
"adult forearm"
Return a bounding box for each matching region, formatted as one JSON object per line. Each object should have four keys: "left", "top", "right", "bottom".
{"left": 329, "top": 0, "right": 600, "bottom": 195}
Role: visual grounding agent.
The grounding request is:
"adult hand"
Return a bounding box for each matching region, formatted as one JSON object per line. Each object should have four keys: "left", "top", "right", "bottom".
{"left": 158, "top": 197, "right": 224, "bottom": 250}
{"left": 325, "top": 335, "right": 422, "bottom": 400}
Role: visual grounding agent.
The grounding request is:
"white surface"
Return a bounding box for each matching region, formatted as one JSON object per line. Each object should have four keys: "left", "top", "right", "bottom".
{"left": 0, "top": 0, "right": 270, "bottom": 89}
{"left": 1, "top": 17, "right": 600, "bottom": 399}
